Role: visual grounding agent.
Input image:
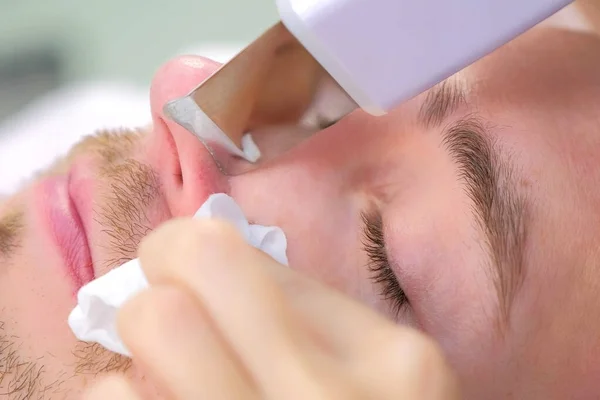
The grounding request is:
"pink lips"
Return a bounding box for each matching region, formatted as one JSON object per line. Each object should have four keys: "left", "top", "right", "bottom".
{"left": 38, "top": 175, "right": 93, "bottom": 294}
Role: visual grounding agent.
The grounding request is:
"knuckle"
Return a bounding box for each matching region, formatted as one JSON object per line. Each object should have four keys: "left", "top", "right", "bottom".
{"left": 118, "top": 286, "right": 193, "bottom": 343}
{"left": 322, "top": 384, "right": 364, "bottom": 400}
{"left": 176, "top": 218, "right": 244, "bottom": 258}
{"left": 149, "top": 217, "right": 241, "bottom": 248}
{"left": 403, "top": 335, "right": 459, "bottom": 398}
{"left": 188, "top": 218, "right": 247, "bottom": 260}
{"left": 117, "top": 288, "right": 156, "bottom": 335}
{"left": 380, "top": 327, "right": 448, "bottom": 375}
{"left": 139, "top": 218, "right": 192, "bottom": 256}
{"left": 196, "top": 218, "right": 243, "bottom": 242}
{"left": 82, "top": 374, "right": 134, "bottom": 399}
{"left": 146, "top": 286, "right": 197, "bottom": 328}
{"left": 368, "top": 328, "right": 457, "bottom": 397}
{"left": 407, "top": 333, "right": 445, "bottom": 371}
{"left": 139, "top": 217, "right": 240, "bottom": 260}
{"left": 138, "top": 217, "right": 245, "bottom": 282}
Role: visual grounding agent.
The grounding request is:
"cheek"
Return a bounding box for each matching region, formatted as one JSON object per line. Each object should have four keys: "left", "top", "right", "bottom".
{"left": 290, "top": 209, "right": 364, "bottom": 293}
{"left": 387, "top": 205, "right": 505, "bottom": 388}
{"left": 0, "top": 215, "right": 79, "bottom": 365}
{"left": 230, "top": 163, "right": 372, "bottom": 299}
{"left": 385, "top": 179, "right": 499, "bottom": 350}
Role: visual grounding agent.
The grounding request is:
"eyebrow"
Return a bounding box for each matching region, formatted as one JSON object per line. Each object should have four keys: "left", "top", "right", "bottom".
{"left": 418, "top": 80, "right": 529, "bottom": 330}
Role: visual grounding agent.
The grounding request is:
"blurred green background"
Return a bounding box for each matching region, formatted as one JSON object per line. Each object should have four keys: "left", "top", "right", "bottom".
{"left": 0, "top": 0, "right": 279, "bottom": 121}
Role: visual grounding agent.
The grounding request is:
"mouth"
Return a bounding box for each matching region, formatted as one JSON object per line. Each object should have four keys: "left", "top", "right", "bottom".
{"left": 35, "top": 116, "right": 234, "bottom": 295}
{"left": 37, "top": 173, "right": 94, "bottom": 295}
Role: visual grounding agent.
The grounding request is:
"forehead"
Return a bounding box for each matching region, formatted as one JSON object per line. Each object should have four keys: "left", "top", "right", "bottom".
{"left": 461, "top": 25, "right": 600, "bottom": 356}
{"left": 463, "top": 28, "right": 600, "bottom": 199}
{"left": 467, "top": 28, "right": 600, "bottom": 116}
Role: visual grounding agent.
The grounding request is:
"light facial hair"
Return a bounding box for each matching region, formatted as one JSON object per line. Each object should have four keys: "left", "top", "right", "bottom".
{"left": 0, "top": 210, "right": 24, "bottom": 263}
{"left": 1, "top": 128, "right": 161, "bottom": 399}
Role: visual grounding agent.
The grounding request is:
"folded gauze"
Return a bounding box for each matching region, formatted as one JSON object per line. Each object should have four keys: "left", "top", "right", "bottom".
{"left": 68, "top": 193, "right": 288, "bottom": 357}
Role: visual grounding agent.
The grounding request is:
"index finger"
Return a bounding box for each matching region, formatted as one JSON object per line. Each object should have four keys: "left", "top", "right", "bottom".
{"left": 139, "top": 218, "right": 460, "bottom": 399}
{"left": 139, "top": 218, "right": 411, "bottom": 356}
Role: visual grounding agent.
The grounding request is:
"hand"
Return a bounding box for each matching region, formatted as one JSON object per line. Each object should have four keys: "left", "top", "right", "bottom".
{"left": 577, "top": 0, "right": 600, "bottom": 33}
{"left": 83, "top": 218, "right": 460, "bottom": 399}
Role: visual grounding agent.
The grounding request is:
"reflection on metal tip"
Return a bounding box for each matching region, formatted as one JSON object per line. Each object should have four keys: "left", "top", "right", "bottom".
{"left": 164, "top": 96, "right": 262, "bottom": 167}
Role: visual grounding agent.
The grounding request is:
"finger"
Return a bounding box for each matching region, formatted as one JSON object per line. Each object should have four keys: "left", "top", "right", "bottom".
{"left": 350, "top": 330, "right": 461, "bottom": 399}
{"left": 117, "top": 285, "right": 257, "bottom": 400}
{"left": 139, "top": 218, "right": 460, "bottom": 399}
{"left": 82, "top": 375, "right": 142, "bottom": 400}
{"left": 139, "top": 219, "right": 326, "bottom": 398}
{"left": 141, "top": 218, "right": 402, "bottom": 357}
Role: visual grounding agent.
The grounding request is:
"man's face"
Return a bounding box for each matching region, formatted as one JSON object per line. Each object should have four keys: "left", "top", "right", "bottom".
{"left": 2, "top": 26, "right": 600, "bottom": 399}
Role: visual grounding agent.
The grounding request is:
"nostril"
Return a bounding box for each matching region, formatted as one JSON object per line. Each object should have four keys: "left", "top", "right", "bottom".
{"left": 157, "top": 117, "right": 183, "bottom": 187}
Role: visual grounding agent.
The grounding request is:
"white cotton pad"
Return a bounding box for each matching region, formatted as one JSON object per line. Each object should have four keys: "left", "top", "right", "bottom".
{"left": 68, "top": 193, "right": 287, "bottom": 356}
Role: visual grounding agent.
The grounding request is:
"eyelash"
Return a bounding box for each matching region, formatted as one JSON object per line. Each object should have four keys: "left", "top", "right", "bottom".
{"left": 361, "top": 211, "right": 409, "bottom": 317}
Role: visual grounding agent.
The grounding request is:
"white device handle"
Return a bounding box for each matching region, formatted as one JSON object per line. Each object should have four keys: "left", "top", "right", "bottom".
{"left": 277, "top": 0, "right": 573, "bottom": 115}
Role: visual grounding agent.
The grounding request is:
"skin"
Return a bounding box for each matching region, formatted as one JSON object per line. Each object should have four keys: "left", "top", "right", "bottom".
{"left": 87, "top": 218, "right": 460, "bottom": 399}
{"left": 2, "top": 17, "right": 600, "bottom": 399}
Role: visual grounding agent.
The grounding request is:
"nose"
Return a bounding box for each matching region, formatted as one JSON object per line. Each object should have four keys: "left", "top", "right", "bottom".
{"left": 230, "top": 113, "right": 371, "bottom": 239}
{"left": 228, "top": 110, "right": 402, "bottom": 294}
{"left": 147, "top": 56, "right": 230, "bottom": 217}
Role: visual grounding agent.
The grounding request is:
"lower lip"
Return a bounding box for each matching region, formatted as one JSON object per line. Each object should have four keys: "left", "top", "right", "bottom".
{"left": 37, "top": 176, "right": 93, "bottom": 294}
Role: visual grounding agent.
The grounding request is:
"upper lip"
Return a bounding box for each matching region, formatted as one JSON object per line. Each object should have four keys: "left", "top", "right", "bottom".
{"left": 63, "top": 118, "right": 231, "bottom": 284}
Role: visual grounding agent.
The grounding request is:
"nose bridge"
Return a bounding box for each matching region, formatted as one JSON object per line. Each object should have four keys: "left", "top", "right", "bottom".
{"left": 288, "top": 111, "right": 382, "bottom": 170}
{"left": 291, "top": 111, "right": 400, "bottom": 182}
{"left": 264, "top": 111, "right": 395, "bottom": 179}
{"left": 231, "top": 146, "right": 341, "bottom": 227}
{"left": 231, "top": 108, "right": 408, "bottom": 218}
